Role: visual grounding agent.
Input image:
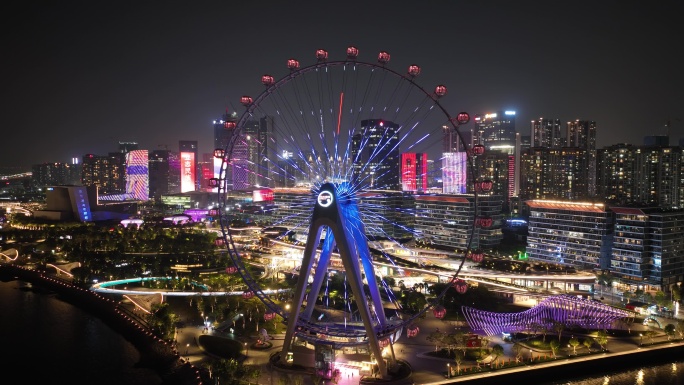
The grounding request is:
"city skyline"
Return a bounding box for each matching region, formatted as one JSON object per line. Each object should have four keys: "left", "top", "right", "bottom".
{"left": 3, "top": 1, "right": 683, "bottom": 169}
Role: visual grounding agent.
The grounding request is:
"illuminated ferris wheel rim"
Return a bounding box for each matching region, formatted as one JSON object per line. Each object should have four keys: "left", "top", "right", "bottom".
{"left": 216, "top": 47, "right": 480, "bottom": 344}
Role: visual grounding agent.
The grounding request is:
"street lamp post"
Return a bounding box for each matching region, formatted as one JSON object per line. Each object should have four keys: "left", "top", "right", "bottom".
{"left": 639, "top": 334, "right": 643, "bottom": 346}
{"left": 186, "top": 343, "right": 189, "bottom": 355}
{"left": 447, "top": 363, "right": 450, "bottom": 378}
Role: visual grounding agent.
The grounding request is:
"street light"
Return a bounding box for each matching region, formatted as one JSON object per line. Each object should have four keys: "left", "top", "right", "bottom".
{"left": 186, "top": 343, "right": 189, "bottom": 355}
{"left": 639, "top": 333, "right": 643, "bottom": 346}
{"left": 447, "top": 363, "right": 450, "bottom": 378}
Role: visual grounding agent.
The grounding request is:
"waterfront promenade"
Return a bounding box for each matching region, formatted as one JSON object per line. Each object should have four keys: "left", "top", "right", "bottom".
{"left": 174, "top": 303, "right": 684, "bottom": 385}
{"left": 4, "top": 261, "right": 683, "bottom": 385}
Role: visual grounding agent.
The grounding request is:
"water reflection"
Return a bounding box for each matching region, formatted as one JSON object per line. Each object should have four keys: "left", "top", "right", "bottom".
{"left": 544, "top": 362, "right": 684, "bottom": 385}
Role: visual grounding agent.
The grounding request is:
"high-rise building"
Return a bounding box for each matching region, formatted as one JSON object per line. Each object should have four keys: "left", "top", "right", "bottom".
{"left": 179, "top": 140, "right": 199, "bottom": 193}
{"left": 597, "top": 144, "right": 681, "bottom": 208}
{"left": 149, "top": 149, "right": 181, "bottom": 200}
{"left": 351, "top": 119, "right": 400, "bottom": 190}
{"left": 520, "top": 147, "right": 589, "bottom": 201}
{"left": 81, "top": 152, "right": 126, "bottom": 195}
{"left": 567, "top": 120, "right": 597, "bottom": 196}
{"left": 531, "top": 118, "right": 562, "bottom": 148}
{"left": 474, "top": 111, "right": 517, "bottom": 150}
{"left": 31, "top": 160, "right": 81, "bottom": 189}
{"left": 228, "top": 116, "right": 274, "bottom": 190}
{"left": 400, "top": 153, "right": 428, "bottom": 193}
{"left": 123, "top": 150, "right": 149, "bottom": 201}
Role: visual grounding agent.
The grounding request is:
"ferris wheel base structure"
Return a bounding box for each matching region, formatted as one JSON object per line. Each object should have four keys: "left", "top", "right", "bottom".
{"left": 280, "top": 183, "right": 398, "bottom": 377}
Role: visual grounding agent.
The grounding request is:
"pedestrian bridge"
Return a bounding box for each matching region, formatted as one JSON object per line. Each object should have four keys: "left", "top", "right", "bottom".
{"left": 462, "top": 294, "right": 630, "bottom": 336}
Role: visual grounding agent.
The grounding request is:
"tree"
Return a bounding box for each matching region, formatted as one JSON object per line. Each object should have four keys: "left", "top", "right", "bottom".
{"left": 664, "top": 324, "right": 676, "bottom": 340}
{"left": 553, "top": 321, "right": 565, "bottom": 341}
{"left": 511, "top": 343, "right": 524, "bottom": 362}
{"left": 491, "top": 344, "right": 504, "bottom": 367}
{"left": 453, "top": 351, "right": 463, "bottom": 374}
{"left": 645, "top": 330, "right": 658, "bottom": 343}
{"left": 549, "top": 340, "right": 560, "bottom": 358}
{"left": 596, "top": 330, "right": 608, "bottom": 350}
{"left": 596, "top": 270, "right": 615, "bottom": 298}
{"left": 568, "top": 336, "right": 580, "bottom": 355}
{"left": 582, "top": 337, "right": 593, "bottom": 352}
{"left": 676, "top": 319, "right": 684, "bottom": 339}
{"left": 655, "top": 291, "right": 667, "bottom": 308}
{"left": 426, "top": 330, "right": 447, "bottom": 352}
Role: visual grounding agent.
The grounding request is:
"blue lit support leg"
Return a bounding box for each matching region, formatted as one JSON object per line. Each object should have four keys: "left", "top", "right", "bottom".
{"left": 302, "top": 232, "right": 335, "bottom": 320}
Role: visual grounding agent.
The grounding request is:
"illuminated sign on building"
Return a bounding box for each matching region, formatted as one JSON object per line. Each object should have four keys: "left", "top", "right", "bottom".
{"left": 253, "top": 188, "right": 274, "bottom": 202}
{"left": 180, "top": 152, "right": 196, "bottom": 193}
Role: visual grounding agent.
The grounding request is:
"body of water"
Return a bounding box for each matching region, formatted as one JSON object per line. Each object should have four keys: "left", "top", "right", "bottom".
{"left": 0, "top": 279, "right": 163, "bottom": 385}
{"left": 540, "top": 362, "right": 684, "bottom": 385}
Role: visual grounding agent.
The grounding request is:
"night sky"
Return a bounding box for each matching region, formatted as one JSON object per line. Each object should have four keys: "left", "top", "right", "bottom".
{"left": 3, "top": 0, "right": 683, "bottom": 170}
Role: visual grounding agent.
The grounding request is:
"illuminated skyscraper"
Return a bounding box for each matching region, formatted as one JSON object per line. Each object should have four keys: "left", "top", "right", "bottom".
{"left": 179, "top": 140, "right": 199, "bottom": 192}
{"left": 149, "top": 149, "right": 180, "bottom": 200}
{"left": 531, "top": 118, "right": 562, "bottom": 148}
{"left": 400, "top": 153, "right": 428, "bottom": 193}
{"left": 442, "top": 152, "right": 467, "bottom": 194}
{"left": 567, "top": 120, "right": 597, "bottom": 196}
{"left": 81, "top": 153, "right": 126, "bottom": 195}
{"left": 124, "top": 150, "right": 149, "bottom": 201}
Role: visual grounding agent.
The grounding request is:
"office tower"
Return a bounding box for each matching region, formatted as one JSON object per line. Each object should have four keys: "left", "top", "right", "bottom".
{"left": 567, "top": 120, "right": 597, "bottom": 196}
{"left": 526, "top": 200, "right": 613, "bottom": 270}
{"left": 179, "top": 140, "right": 199, "bottom": 193}
{"left": 276, "top": 151, "right": 297, "bottom": 188}
{"left": 597, "top": 144, "right": 681, "bottom": 208}
{"left": 199, "top": 153, "right": 215, "bottom": 192}
{"left": 474, "top": 111, "right": 516, "bottom": 150}
{"left": 531, "top": 118, "right": 562, "bottom": 148}
{"left": 229, "top": 116, "right": 274, "bottom": 190}
{"left": 351, "top": 119, "right": 400, "bottom": 190}
{"left": 426, "top": 159, "right": 440, "bottom": 189}
{"left": 400, "top": 153, "right": 428, "bottom": 193}
{"left": 472, "top": 111, "right": 517, "bottom": 211}
{"left": 443, "top": 124, "right": 469, "bottom": 153}
{"left": 149, "top": 149, "right": 181, "bottom": 200}
{"left": 246, "top": 115, "right": 274, "bottom": 188}
{"left": 611, "top": 206, "right": 684, "bottom": 292}
{"left": 81, "top": 152, "right": 126, "bottom": 195}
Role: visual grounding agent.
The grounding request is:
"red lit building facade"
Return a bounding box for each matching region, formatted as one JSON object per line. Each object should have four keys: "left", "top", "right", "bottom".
{"left": 401, "top": 153, "right": 428, "bottom": 193}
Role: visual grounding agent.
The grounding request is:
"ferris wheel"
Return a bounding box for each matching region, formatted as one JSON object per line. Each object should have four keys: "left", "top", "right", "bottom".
{"left": 215, "top": 46, "right": 486, "bottom": 376}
